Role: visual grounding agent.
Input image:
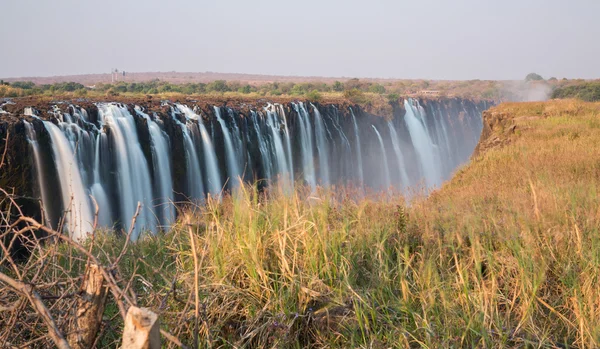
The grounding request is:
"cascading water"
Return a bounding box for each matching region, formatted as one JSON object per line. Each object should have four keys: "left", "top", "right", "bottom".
{"left": 214, "top": 106, "right": 241, "bottom": 188}
{"left": 312, "top": 104, "right": 330, "bottom": 186}
{"left": 98, "top": 104, "right": 156, "bottom": 238}
{"left": 329, "top": 107, "right": 353, "bottom": 182}
{"left": 265, "top": 104, "right": 292, "bottom": 191}
{"left": 387, "top": 121, "right": 410, "bottom": 188}
{"left": 278, "top": 104, "right": 294, "bottom": 186}
{"left": 403, "top": 99, "right": 442, "bottom": 188}
{"left": 250, "top": 111, "right": 273, "bottom": 183}
{"left": 350, "top": 108, "right": 364, "bottom": 185}
{"left": 23, "top": 121, "right": 51, "bottom": 224}
{"left": 294, "top": 103, "right": 317, "bottom": 190}
{"left": 177, "top": 105, "right": 222, "bottom": 196}
{"left": 15, "top": 98, "right": 488, "bottom": 239}
{"left": 135, "top": 107, "right": 175, "bottom": 227}
{"left": 372, "top": 125, "right": 391, "bottom": 190}
{"left": 43, "top": 121, "right": 94, "bottom": 240}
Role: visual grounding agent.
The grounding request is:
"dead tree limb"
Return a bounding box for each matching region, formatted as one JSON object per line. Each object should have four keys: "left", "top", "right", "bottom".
{"left": 0, "top": 271, "right": 71, "bottom": 349}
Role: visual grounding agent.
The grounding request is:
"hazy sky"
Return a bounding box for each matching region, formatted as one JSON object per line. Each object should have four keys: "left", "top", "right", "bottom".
{"left": 1, "top": 0, "right": 599, "bottom": 80}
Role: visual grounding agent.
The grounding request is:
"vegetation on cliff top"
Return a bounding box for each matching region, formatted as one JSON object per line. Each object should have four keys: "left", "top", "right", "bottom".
{"left": 2, "top": 76, "right": 585, "bottom": 102}
{"left": 551, "top": 80, "right": 600, "bottom": 102}
{"left": 2, "top": 99, "right": 600, "bottom": 347}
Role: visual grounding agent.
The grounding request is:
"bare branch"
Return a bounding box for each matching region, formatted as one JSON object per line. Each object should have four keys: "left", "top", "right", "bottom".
{"left": 0, "top": 271, "right": 71, "bottom": 349}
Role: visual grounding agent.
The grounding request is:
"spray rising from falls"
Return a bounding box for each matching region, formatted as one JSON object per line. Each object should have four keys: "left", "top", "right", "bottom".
{"left": 19, "top": 98, "right": 487, "bottom": 239}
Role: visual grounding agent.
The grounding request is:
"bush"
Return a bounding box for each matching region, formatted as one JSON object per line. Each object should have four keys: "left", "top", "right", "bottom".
{"left": 333, "top": 81, "right": 344, "bottom": 92}
{"left": 239, "top": 85, "right": 252, "bottom": 94}
{"left": 386, "top": 93, "right": 399, "bottom": 103}
{"left": 344, "top": 88, "right": 368, "bottom": 104}
{"left": 207, "top": 80, "right": 229, "bottom": 93}
{"left": 74, "top": 88, "right": 88, "bottom": 97}
{"left": 305, "top": 89, "right": 322, "bottom": 102}
{"left": 368, "top": 84, "right": 386, "bottom": 94}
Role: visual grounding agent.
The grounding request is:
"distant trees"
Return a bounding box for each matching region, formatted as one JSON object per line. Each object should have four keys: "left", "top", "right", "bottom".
{"left": 525, "top": 73, "right": 544, "bottom": 82}
{"left": 207, "top": 80, "right": 229, "bottom": 92}
{"left": 0, "top": 77, "right": 517, "bottom": 101}
{"left": 551, "top": 81, "right": 600, "bottom": 102}
{"left": 10, "top": 81, "right": 35, "bottom": 89}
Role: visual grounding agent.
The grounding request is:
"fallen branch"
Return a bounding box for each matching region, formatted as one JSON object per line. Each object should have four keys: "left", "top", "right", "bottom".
{"left": 0, "top": 271, "right": 71, "bottom": 349}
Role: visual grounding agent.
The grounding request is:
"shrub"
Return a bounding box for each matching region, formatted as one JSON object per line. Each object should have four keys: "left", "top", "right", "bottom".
{"left": 386, "top": 93, "right": 399, "bottom": 103}
{"left": 344, "top": 88, "right": 368, "bottom": 104}
{"left": 207, "top": 80, "right": 229, "bottom": 93}
{"left": 74, "top": 88, "right": 88, "bottom": 97}
{"left": 368, "top": 84, "right": 386, "bottom": 94}
{"left": 305, "top": 89, "right": 322, "bottom": 102}
{"left": 333, "top": 81, "right": 344, "bottom": 92}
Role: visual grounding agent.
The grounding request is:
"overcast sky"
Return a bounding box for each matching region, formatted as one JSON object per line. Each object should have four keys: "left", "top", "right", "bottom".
{"left": 1, "top": 0, "right": 599, "bottom": 80}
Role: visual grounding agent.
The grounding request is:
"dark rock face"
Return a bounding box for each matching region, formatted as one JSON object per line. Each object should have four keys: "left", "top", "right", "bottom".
{"left": 0, "top": 97, "right": 491, "bottom": 240}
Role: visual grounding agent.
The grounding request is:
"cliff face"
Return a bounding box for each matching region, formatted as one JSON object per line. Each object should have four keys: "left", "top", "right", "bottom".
{"left": 472, "top": 108, "right": 518, "bottom": 158}
{"left": 0, "top": 96, "right": 490, "bottom": 237}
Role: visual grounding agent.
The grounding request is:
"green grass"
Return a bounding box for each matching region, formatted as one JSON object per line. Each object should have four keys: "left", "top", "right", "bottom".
{"left": 3, "top": 99, "right": 600, "bottom": 348}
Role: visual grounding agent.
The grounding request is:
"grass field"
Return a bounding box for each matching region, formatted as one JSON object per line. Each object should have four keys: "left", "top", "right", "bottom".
{"left": 2, "top": 99, "right": 600, "bottom": 348}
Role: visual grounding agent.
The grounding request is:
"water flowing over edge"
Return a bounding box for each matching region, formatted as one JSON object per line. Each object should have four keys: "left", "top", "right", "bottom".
{"left": 18, "top": 98, "right": 487, "bottom": 239}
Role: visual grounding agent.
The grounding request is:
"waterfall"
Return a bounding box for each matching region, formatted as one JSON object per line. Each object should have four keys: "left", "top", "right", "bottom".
{"left": 265, "top": 105, "right": 291, "bottom": 190}
{"left": 278, "top": 104, "right": 294, "bottom": 186}
{"left": 329, "top": 108, "right": 353, "bottom": 182}
{"left": 350, "top": 108, "right": 364, "bottom": 185}
{"left": 403, "top": 99, "right": 441, "bottom": 188}
{"left": 23, "top": 121, "right": 51, "bottom": 224}
{"left": 295, "top": 103, "right": 316, "bottom": 190}
{"left": 177, "top": 105, "right": 222, "bottom": 196}
{"left": 387, "top": 121, "right": 410, "bottom": 188}
{"left": 17, "top": 99, "right": 488, "bottom": 239}
{"left": 250, "top": 111, "right": 273, "bottom": 183}
{"left": 434, "top": 105, "right": 454, "bottom": 177}
{"left": 371, "top": 125, "right": 391, "bottom": 190}
{"left": 312, "top": 104, "right": 330, "bottom": 186}
{"left": 214, "top": 106, "right": 241, "bottom": 188}
{"left": 136, "top": 108, "right": 175, "bottom": 227}
{"left": 43, "top": 121, "right": 94, "bottom": 240}
{"left": 98, "top": 104, "right": 156, "bottom": 238}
